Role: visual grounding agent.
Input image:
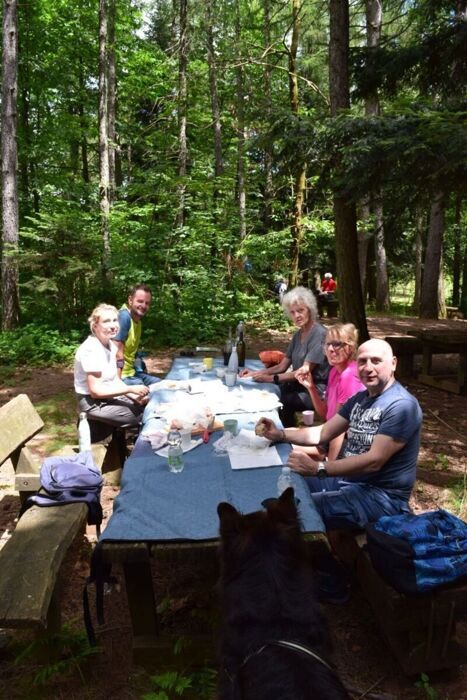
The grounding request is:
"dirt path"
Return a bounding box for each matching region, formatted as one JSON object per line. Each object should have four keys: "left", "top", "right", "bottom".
{"left": 0, "top": 316, "right": 466, "bottom": 699}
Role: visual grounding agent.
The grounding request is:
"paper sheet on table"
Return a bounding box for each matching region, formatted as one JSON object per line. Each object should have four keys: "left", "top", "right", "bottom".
{"left": 209, "top": 386, "right": 281, "bottom": 414}
{"left": 227, "top": 429, "right": 283, "bottom": 470}
{"left": 228, "top": 445, "right": 283, "bottom": 470}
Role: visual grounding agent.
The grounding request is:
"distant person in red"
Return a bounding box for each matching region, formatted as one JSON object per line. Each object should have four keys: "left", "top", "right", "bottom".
{"left": 320, "top": 272, "right": 336, "bottom": 298}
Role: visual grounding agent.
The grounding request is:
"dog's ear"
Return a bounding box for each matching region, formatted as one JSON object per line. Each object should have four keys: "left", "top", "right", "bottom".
{"left": 218, "top": 501, "right": 241, "bottom": 535}
{"left": 272, "top": 487, "right": 298, "bottom": 524}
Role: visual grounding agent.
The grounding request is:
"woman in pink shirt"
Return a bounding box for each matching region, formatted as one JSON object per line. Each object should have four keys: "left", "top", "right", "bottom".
{"left": 295, "top": 323, "right": 364, "bottom": 460}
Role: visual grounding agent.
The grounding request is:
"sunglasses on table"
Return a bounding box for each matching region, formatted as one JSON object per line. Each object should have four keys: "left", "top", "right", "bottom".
{"left": 324, "top": 340, "right": 347, "bottom": 349}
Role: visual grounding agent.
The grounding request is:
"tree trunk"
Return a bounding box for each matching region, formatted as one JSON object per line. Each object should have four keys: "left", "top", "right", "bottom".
{"left": 420, "top": 192, "right": 445, "bottom": 319}
{"left": 365, "top": 0, "right": 389, "bottom": 311}
{"left": 413, "top": 207, "right": 424, "bottom": 313}
{"left": 235, "top": 0, "right": 246, "bottom": 240}
{"left": 329, "top": 0, "right": 368, "bottom": 340}
{"left": 175, "top": 0, "right": 188, "bottom": 228}
{"left": 262, "top": 0, "right": 274, "bottom": 231}
{"left": 358, "top": 198, "right": 371, "bottom": 298}
{"left": 289, "top": 0, "right": 306, "bottom": 287}
{"left": 373, "top": 197, "right": 390, "bottom": 309}
{"left": 205, "top": 0, "right": 223, "bottom": 178}
{"left": 99, "top": 0, "right": 112, "bottom": 290}
{"left": 1, "top": 0, "right": 20, "bottom": 329}
{"left": 452, "top": 194, "right": 462, "bottom": 306}
{"left": 107, "top": 0, "right": 117, "bottom": 198}
{"left": 460, "top": 229, "right": 467, "bottom": 316}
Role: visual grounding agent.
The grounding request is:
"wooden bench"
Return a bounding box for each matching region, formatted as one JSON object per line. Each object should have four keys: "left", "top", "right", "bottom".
{"left": 384, "top": 335, "right": 423, "bottom": 378}
{"left": 446, "top": 306, "right": 464, "bottom": 320}
{"left": 329, "top": 529, "right": 467, "bottom": 675}
{"left": 0, "top": 394, "right": 121, "bottom": 637}
{"left": 318, "top": 297, "right": 340, "bottom": 319}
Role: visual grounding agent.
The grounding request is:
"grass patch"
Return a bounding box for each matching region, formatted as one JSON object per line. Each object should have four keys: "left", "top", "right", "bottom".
{"left": 445, "top": 481, "right": 467, "bottom": 521}
{"left": 34, "top": 391, "right": 77, "bottom": 453}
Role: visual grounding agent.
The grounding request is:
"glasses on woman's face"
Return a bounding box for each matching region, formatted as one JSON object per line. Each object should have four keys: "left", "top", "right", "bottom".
{"left": 324, "top": 340, "right": 346, "bottom": 350}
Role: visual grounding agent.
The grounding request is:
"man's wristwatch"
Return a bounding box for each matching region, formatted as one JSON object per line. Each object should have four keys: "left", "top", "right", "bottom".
{"left": 273, "top": 374, "right": 280, "bottom": 385}
{"left": 316, "top": 461, "right": 328, "bottom": 479}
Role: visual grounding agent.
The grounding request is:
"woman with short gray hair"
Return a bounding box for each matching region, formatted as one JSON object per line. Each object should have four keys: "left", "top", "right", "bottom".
{"left": 240, "top": 286, "right": 329, "bottom": 426}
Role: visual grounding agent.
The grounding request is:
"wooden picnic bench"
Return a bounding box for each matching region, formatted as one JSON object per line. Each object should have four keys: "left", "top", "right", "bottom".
{"left": 329, "top": 529, "right": 467, "bottom": 676}
{"left": 0, "top": 394, "right": 122, "bottom": 638}
{"left": 384, "top": 335, "right": 423, "bottom": 378}
{"left": 318, "top": 297, "right": 340, "bottom": 319}
{"left": 416, "top": 330, "right": 467, "bottom": 395}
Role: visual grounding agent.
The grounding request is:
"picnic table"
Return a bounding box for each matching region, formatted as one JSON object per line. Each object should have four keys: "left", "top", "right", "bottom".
{"left": 415, "top": 329, "right": 467, "bottom": 395}
{"left": 94, "top": 357, "right": 325, "bottom": 663}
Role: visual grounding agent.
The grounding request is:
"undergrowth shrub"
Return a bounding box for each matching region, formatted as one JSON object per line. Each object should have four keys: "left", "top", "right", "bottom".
{"left": 0, "top": 325, "right": 81, "bottom": 366}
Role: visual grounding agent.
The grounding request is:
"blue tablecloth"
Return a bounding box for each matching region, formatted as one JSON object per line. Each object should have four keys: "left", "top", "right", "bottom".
{"left": 100, "top": 357, "right": 325, "bottom": 544}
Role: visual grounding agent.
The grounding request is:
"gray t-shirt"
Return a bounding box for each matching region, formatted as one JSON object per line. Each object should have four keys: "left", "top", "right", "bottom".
{"left": 286, "top": 323, "right": 329, "bottom": 391}
{"left": 338, "top": 381, "right": 423, "bottom": 499}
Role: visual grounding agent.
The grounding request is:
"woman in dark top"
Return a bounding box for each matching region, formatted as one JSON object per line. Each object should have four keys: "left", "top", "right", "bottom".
{"left": 240, "top": 286, "right": 329, "bottom": 426}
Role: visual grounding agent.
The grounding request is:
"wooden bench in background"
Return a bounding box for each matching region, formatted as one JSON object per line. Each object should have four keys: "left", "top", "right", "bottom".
{"left": 0, "top": 394, "right": 122, "bottom": 638}
{"left": 329, "top": 529, "right": 467, "bottom": 676}
{"left": 384, "top": 335, "right": 423, "bottom": 378}
{"left": 318, "top": 297, "right": 340, "bottom": 319}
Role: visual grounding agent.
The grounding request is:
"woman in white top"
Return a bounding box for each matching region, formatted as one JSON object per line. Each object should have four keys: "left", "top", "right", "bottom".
{"left": 74, "top": 304, "right": 149, "bottom": 428}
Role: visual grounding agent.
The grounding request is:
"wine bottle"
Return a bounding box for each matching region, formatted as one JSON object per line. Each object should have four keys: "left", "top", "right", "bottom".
{"left": 236, "top": 321, "right": 246, "bottom": 367}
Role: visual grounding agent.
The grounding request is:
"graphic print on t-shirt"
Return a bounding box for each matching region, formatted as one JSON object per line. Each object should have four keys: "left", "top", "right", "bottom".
{"left": 343, "top": 404, "right": 383, "bottom": 455}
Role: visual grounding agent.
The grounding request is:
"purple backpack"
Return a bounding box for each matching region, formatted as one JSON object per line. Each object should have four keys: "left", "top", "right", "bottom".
{"left": 22, "top": 451, "right": 103, "bottom": 526}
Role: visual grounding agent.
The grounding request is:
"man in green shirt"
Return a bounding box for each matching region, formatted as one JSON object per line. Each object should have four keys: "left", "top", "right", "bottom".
{"left": 114, "top": 283, "right": 159, "bottom": 386}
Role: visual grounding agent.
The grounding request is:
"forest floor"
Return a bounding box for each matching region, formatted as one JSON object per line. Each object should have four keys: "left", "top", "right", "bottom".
{"left": 0, "top": 315, "right": 466, "bottom": 699}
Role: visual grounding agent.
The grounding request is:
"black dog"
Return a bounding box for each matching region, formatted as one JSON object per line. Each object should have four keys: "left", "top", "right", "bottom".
{"left": 217, "top": 488, "right": 350, "bottom": 700}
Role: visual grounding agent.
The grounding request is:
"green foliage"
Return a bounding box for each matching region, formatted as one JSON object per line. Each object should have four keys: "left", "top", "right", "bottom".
{"left": 35, "top": 391, "right": 78, "bottom": 452}
{"left": 6, "top": 0, "right": 466, "bottom": 338}
{"left": 142, "top": 667, "right": 217, "bottom": 700}
{"left": 14, "top": 623, "right": 100, "bottom": 687}
{"left": 0, "top": 325, "right": 81, "bottom": 366}
{"left": 435, "top": 453, "right": 450, "bottom": 471}
{"left": 414, "top": 672, "right": 439, "bottom": 700}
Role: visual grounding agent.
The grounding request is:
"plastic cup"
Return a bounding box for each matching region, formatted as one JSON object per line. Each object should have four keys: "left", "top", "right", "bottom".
{"left": 203, "top": 357, "right": 214, "bottom": 370}
{"left": 302, "top": 410, "right": 314, "bottom": 426}
{"left": 180, "top": 429, "right": 192, "bottom": 450}
{"left": 223, "top": 419, "right": 238, "bottom": 436}
{"left": 225, "top": 372, "right": 237, "bottom": 387}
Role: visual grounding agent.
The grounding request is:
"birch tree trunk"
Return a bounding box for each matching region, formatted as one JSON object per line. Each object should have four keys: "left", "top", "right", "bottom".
{"left": 78, "top": 60, "right": 90, "bottom": 184}
{"left": 107, "top": 0, "right": 117, "bottom": 198}
{"left": 1, "top": 0, "right": 20, "bottom": 329}
{"left": 420, "top": 192, "right": 445, "bottom": 318}
{"left": 175, "top": 0, "right": 188, "bottom": 229}
{"left": 206, "top": 0, "right": 223, "bottom": 179}
{"left": 289, "top": 0, "right": 306, "bottom": 287}
{"left": 99, "top": 0, "right": 112, "bottom": 290}
{"left": 235, "top": 0, "right": 246, "bottom": 240}
{"left": 329, "top": 0, "right": 368, "bottom": 340}
{"left": 262, "top": 0, "right": 274, "bottom": 231}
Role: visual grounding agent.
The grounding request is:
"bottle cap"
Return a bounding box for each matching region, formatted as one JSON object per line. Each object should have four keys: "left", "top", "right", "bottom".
{"left": 79, "top": 412, "right": 87, "bottom": 420}
{"left": 282, "top": 466, "right": 291, "bottom": 474}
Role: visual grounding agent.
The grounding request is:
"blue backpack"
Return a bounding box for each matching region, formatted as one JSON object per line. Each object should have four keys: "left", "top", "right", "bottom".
{"left": 22, "top": 451, "right": 103, "bottom": 526}
{"left": 366, "top": 509, "right": 467, "bottom": 594}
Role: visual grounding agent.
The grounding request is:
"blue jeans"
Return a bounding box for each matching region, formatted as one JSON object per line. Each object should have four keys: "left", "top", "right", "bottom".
{"left": 305, "top": 476, "right": 411, "bottom": 530}
{"left": 122, "top": 372, "right": 160, "bottom": 387}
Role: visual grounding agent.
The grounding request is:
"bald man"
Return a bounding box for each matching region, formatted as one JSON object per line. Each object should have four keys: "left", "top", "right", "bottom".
{"left": 259, "top": 339, "right": 423, "bottom": 530}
